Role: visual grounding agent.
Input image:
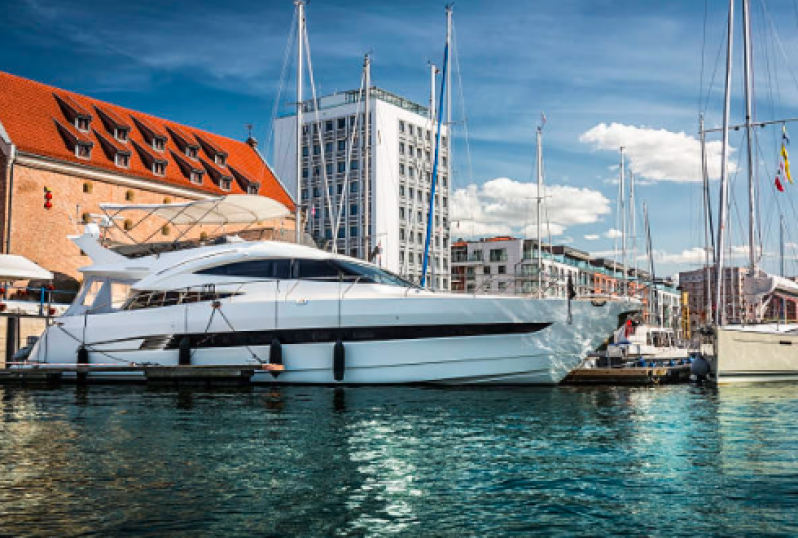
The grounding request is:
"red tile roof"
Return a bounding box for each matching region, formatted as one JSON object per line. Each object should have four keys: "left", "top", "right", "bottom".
{"left": 0, "top": 71, "right": 293, "bottom": 210}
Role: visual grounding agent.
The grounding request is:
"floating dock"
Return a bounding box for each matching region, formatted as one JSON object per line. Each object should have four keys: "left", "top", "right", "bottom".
{"left": 0, "top": 365, "right": 262, "bottom": 386}
{"left": 562, "top": 364, "right": 692, "bottom": 385}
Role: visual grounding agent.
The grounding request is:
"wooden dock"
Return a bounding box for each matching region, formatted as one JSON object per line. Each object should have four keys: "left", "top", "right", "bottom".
{"left": 0, "top": 365, "right": 260, "bottom": 386}
{"left": 562, "top": 364, "right": 692, "bottom": 385}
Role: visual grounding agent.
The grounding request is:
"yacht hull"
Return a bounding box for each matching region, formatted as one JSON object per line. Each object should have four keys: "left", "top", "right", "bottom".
{"left": 27, "top": 295, "right": 636, "bottom": 385}
{"left": 711, "top": 324, "right": 798, "bottom": 384}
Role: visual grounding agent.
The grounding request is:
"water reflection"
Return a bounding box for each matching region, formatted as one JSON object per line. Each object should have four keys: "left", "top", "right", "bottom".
{"left": 0, "top": 384, "right": 796, "bottom": 536}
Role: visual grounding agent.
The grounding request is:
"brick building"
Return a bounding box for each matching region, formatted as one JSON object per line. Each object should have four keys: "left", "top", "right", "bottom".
{"left": 0, "top": 71, "right": 295, "bottom": 281}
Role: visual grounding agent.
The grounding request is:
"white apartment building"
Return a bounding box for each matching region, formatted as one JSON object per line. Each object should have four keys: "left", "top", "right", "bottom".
{"left": 273, "top": 88, "right": 451, "bottom": 288}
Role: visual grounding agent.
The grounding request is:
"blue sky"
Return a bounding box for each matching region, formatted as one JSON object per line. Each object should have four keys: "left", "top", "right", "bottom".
{"left": 5, "top": 0, "right": 798, "bottom": 276}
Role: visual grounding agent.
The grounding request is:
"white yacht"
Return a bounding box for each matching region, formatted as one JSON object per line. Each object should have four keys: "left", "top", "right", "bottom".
{"left": 22, "top": 196, "right": 638, "bottom": 385}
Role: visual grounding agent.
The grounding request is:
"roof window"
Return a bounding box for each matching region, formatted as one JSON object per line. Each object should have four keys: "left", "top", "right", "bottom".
{"left": 115, "top": 153, "right": 130, "bottom": 168}
{"left": 75, "top": 117, "right": 90, "bottom": 132}
{"left": 75, "top": 142, "right": 92, "bottom": 159}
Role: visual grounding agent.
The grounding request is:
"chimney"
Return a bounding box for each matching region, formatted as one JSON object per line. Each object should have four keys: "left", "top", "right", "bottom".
{"left": 246, "top": 136, "right": 258, "bottom": 148}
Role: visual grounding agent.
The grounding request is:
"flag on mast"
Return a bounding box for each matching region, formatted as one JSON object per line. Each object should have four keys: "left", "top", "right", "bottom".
{"left": 782, "top": 126, "right": 793, "bottom": 184}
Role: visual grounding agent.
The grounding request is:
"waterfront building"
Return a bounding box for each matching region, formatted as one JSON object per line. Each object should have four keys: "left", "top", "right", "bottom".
{"left": 272, "top": 88, "right": 451, "bottom": 288}
{"left": 0, "top": 71, "right": 294, "bottom": 280}
{"left": 451, "top": 235, "right": 681, "bottom": 329}
{"left": 679, "top": 266, "right": 798, "bottom": 331}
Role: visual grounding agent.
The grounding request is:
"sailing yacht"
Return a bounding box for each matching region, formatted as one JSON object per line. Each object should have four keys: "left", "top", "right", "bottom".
{"left": 701, "top": 0, "right": 798, "bottom": 383}
{"left": 21, "top": 195, "right": 638, "bottom": 384}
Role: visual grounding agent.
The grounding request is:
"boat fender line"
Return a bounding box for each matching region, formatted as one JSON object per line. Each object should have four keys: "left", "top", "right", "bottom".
{"left": 333, "top": 339, "right": 345, "bottom": 382}
{"left": 77, "top": 345, "right": 89, "bottom": 365}
{"left": 566, "top": 276, "right": 576, "bottom": 325}
{"left": 269, "top": 339, "right": 283, "bottom": 378}
{"left": 178, "top": 336, "right": 192, "bottom": 366}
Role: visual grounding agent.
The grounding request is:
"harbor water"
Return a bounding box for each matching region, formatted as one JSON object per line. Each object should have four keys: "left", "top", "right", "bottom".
{"left": 1, "top": 384, "right": 796, "bottom": 536}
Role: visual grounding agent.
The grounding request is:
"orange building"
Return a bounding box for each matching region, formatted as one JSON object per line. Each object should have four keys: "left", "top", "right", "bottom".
{"left": 0, "top": 71, "right": 295, "bottom": 281}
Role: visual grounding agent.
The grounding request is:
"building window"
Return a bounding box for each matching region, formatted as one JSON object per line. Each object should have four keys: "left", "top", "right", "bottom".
{"left": 337, "top": 118, "right": 346, "bottom": 130}
{"left": 75, "top": 143, "right": 91, "bottom": 159}
{"left": 115, "top": 127, "right": 129, "bottom": 143}
{"left": 498, "top": 265, "right": 507, "bottom": 274}
{"left": 75, "top": 117, "right": 90, "bottom": 132}
{"left": 400, "top": 207, "right": 405, "bottom": 219}
{"left": 408, "top": 146, "right": 414, "bottom": 158}
{"left": 409, "top": 168, "right": 415, "bottom": 179}
{"left": 152, "top": 162, "right": 166, "bottom": 176}
{"left": 484, "top": 266, "right": 491, "bottom": 275}
{"left": 498, "top": 282, "right": 507, "bottom": 292}
{"left": 187, "top": 146, "right": 198, "bottom": 159}
{"left": 350, "top": 160, "right": 359, "bottom": 170}
{"left": 325, "top": 120, "right": 333, "bottom": 132}
{"left": 302, "top": 146, "right": 309, "bottom": 157}
{"left": 115, "top": 153, "right": 130, "bottom": 168}
{"left": 83, "top": 182, "right": 93, "bottom": 194}
{"left": 337, "top": 140, "right": 346, "bottom": 151}
{"left": 350, "top": 181, "right": 359, "bottom": 193}
{"left": 399, "top": 142, "right": 405, "bottom": 155}
{"left": 490, "top": 249, "right": 507, "bottom": 262}
{"left": 409, "top": 253, "right": 414, "bottom": 264}
{"left": 417, "top": 232, "right": 422, "bottom": 243}
{"left": 325, "top": 142, "right": 333, "bottom": 154}
{"left": 190, "top": 171, "right": 202, "bottom": 185}
{"left": 417, "top": 211, "right": 422, "bottom": 223}
{"left": 400, "top": 185, "right": 405, "bottom": 196}
{"left": 350, "top": 204, "right": 358, "bottom": 216}
{"left": 301, "top": 189, "right": 309, "bottom": 200}
{"left": 337, "top": 162, "right": 346, "bottom": 173}
{"left": 123, "top": 219, "right": 133, "bottom": 231}
{"left": 161, "top": 225, "right": 170, "bottom": 236}
{"left": 125, "top": 190, "right": 135, "bottom": 201}
{"left": 220, "top": 178, "right": 232, "bottom": 191}
{"left": 313, "top": 144, "right": 320, "bottom": 155}
{"left": 400, "top": 229, "right": 405, "bottom": 240}
{"left": 153, "top": 137, "right": 165, "bottom": 152}
{"left": 399, "top": 121, "right": 405, "bottom": 133}
{"left": 350, "top": 226, "right": 358, "bottom": 237}
{"left": 442, "top": 156, "right": 448, "bottom": 167}
{"left": 313, "top": 166, "right": 320, "bottom": 177}
{"left": 399, "top": 164, "right": 405, "bottom": 176}
{"left": 325, "top": 163, "right": 333, "bottom": 175}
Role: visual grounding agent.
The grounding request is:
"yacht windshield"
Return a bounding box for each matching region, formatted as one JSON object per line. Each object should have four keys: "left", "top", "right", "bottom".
{"left": 332, "top": 260, "right": 414, "bottom": 287}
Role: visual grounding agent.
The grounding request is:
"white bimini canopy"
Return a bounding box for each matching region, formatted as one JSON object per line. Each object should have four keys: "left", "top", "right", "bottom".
{"left": 100, "top": 194, "right": 290, "bottom": 226}
{"left": 0, "top": 254, "right": 53, "bottom": 281}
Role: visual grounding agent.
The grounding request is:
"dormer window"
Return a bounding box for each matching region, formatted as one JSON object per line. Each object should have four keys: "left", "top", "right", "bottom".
{"left": 75, "top": 142, "right": 92, "bottom": 159}
{"left": 152, "top": 162, "right": 166, "bottom": 176}
{"left": 115, "top": 153, "right": 130, "bottom": 168}
{"left": 214, "top": 154, "right": 226, "bottom": 167}
{"left": 187, "top": 147, "right": 198, "bottom": 159}
{"left": 247, "top": 184, "right": 259, "bottom": 195}
{"left": 75, "top": 117, "right": 90, "bottom": 132}
{"left": 190, "top": 170, "right": 203, "bottom": 185}
{"left": 152, "top": 137, "right": 166, "bottom": 152}
{"left": 220, "top": 178, "right": 232, "bottom": 191}
{"left": 115, "top": 127, "right": 129, "bottom": 143}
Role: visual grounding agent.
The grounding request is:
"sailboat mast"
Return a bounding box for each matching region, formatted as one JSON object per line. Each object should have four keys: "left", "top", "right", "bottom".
{"left": 294, "top": 1, "right": 305, "bottom": 245}
{"left": 742, "top": 0, "right": 757, "bottom": 276}
{"left": 620, "top": 147, "right": 627, "bottom": 299}
{"left": 429, "top": 63, "right": 436, "bottom": 122}
{"left": 715, "top": 0, "right": 734, "bottom": 326}
{"left": 699, "top": 114, "right": 714, "bottom": 324}
{"left": 536, "top": 125, "right": 543, "bottom": 298}
{"left": 630, "top": 170, "right": 637, "bottom": 296}
{"left": 446, "top": 5, "right": 452, "bottom": 151}
{"left": 363, "top": 54, "right": 371, "bottom": 259}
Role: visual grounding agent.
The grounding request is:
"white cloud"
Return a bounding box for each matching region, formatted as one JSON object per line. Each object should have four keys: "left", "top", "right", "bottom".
{"left": 584, "top": 234, "right": 600, "bottom": 241}
{"left": 450, "top": 177, "right": 611, "bottom": 239}
{"left": 605, "top": 228, "right": 622, "bottom": 239}
{"left": 579, "top": 123, "right": 736, "bottom": 183}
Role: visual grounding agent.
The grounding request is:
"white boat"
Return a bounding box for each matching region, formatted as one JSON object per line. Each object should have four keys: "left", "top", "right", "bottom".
{"left": 20, "top": 195, "right": 638, "bottom": 385}
{"left": 697, "top": 0, "right": 798, "bottom": 383}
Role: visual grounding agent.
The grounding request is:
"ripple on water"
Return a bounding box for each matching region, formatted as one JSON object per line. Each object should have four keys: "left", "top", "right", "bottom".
{"left": 0, "top": 384, "right": 797, "bottom": 536}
